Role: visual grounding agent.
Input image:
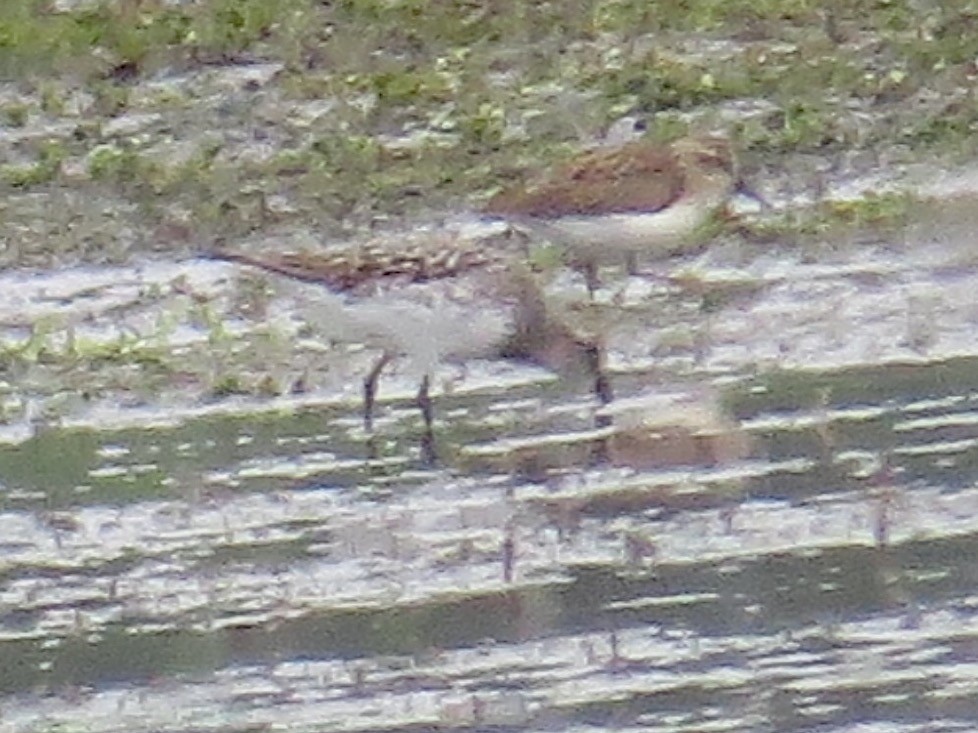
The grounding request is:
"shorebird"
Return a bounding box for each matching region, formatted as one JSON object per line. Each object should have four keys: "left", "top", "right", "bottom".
{"left": 212, "top": 233, "right": 610, "bottom": 464}
{"left": 484, "top": 133, "right": 761, "bottom": 294}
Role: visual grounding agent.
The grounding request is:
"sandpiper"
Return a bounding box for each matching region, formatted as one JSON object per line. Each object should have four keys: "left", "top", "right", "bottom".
{"left": 484, "top": 133, "right": 760, "bottom": 294}
{"left": 212, "top": 232, "right": 610, "bottom": 464}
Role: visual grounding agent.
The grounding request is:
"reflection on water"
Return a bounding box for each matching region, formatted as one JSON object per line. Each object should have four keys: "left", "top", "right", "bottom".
{"left": 4, "top": 225, "right": 978, "bottom": 732}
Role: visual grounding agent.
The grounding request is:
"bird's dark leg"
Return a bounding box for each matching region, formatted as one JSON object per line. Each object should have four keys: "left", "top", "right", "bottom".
{"left": 363, "top": 351, "right": 394, "bottom": 433}
{"left": 417, "top": 373, "right": 436, "bottom": 465}
{"left": 583, "top": 261, "right": 600, "bottom": 299}
{"left": 584, "top": 340, "right": 613, "bottom": 464}
{"left": 585, "top": 341, "right": 613, "bottom": 416}
{"left": 625, "top": 251, "right": 639, "bottom": 277}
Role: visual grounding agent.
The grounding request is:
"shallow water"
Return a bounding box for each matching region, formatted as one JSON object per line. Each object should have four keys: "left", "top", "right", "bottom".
{"left": 4, "top": 202, "right": 978, "bottom": 732}
{"left": 7, "top": 0, "right": 978, "bottom": 727}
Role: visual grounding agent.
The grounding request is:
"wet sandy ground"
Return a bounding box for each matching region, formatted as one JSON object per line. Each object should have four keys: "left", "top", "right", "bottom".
{"left": 4, "top": 190, "right": 978, "bottom": 731}
{"left": 6, "top": 2, "right": 978, "bottom": 728}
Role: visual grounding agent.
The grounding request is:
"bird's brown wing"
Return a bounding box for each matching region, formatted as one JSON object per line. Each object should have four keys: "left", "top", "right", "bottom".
{"left": 210, "top": 249, "right": 361, "bottom": 289}
{"left": 485, "top": 142, "right": 684, "bottom": 218}
{"left": 211, "top": 240, "right": 497, "bottom": 292}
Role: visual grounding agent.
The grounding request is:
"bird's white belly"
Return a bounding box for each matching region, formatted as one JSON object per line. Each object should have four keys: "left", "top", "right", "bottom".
{"left": 518, "top": 198, "right": 717, "bottom": 261}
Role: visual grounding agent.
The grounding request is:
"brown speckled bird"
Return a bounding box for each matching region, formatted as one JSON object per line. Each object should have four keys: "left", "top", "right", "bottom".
{"left": 212, "top": 236, "right": 610, "bottom": 465}
{"left": 485, "top": 134, "right": 758, "bottom": 293}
